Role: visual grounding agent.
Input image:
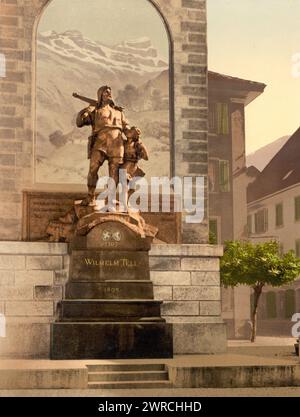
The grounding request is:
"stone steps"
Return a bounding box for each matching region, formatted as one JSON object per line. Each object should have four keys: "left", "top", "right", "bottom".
{"left": 88, "top": 381, "right": 173, "bottom": 389}
{"left": 88, "top": 370, "right": 169, "bottom": 382}
{"left": 59, "top": 317, "right": 165, "bottom": 323}
{"left": 1, "top": 358, "right": 299, "bottom": 389}
{"left": 87, "top": 363, "right": 166, "bottom": 372}
{"left": 86, "top": 363, "right": 172, "bottom": 389}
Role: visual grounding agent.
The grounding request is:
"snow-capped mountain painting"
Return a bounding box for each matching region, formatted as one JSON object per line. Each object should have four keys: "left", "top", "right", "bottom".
{"left": 35, "top": 30, "right": 170, "bottom": 184}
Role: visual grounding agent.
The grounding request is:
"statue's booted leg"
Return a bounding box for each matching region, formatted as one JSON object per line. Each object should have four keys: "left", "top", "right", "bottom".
{"left": 81, "top": 150, "right": 106, "bottom": 206}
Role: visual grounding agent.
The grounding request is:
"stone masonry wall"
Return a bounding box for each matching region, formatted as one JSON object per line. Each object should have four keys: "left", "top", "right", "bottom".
{"left": 151, "top": 245, "right": 222, "bottom": 321}
{"left": 0, "top": 242, "right": 226, "bottom": 358}
{"left": 0, "top": 0, "right": 209, "bottom": 243}
{"left": 0, "top": 242, "right": 68, "bottom": 357}
{"left": 151, "top": 244, "right": 226, "bottom": 354}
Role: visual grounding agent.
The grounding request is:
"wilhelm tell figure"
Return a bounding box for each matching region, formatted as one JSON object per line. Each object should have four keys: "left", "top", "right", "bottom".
{"left": 74, "top": 86, "right": 142, "bottom": 206}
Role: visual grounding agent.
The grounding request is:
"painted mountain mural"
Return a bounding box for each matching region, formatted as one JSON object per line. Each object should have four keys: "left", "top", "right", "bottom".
{"left": 36, "top": 30, "right": 170, "bottom": 184}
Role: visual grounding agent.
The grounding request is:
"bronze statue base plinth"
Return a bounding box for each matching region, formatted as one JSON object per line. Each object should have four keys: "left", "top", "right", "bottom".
{"left": 50, "top": 206, "right": 173, "bottom": 359}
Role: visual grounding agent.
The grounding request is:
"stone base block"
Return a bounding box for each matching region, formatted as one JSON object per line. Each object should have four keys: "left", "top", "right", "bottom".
{"left": 169, "top": 363, "right": 299, "bottom": 388}
{"left": 51, "top": 322, "right": 173, "bottom": 359}
{"left": 65, "top": 281, "right": 154, "bottom": 300}
{"left": 172, "top": 322, "right": 227, "bottom": 354}
{"left": 0, "top": 323, "right": 50, "bottom": 358}
{"left": 0, "top": 368, "right": 87, "bottom": 389}
{"left": 57, "top": 299, "right": 163, "bottom": 321}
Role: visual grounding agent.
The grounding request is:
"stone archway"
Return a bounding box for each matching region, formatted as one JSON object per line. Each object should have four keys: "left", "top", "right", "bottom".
{"left": 0, "top": 0, "right": 208, "bottom": 243}
{"left": 34, "top": 0, "right": 174, "bottom": 185}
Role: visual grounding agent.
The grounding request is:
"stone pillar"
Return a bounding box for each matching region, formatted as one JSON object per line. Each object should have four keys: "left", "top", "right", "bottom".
{"left": 172, "top": 0, "right": 209, "bottom": 243}
{"left": 0, "top": 0, "right": 37, "bottom": 239}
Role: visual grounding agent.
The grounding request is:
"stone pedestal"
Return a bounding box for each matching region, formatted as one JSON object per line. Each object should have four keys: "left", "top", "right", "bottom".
{"left": 50, "top": 210, "right": 173, "bottom": 359}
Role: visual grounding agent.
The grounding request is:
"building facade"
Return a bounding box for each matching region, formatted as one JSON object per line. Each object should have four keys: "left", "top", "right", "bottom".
{"left": 208, "top": 71, "right": 266, "bottom": 338}
{"left": 248, "top": 127, "right": 300, "bottom": 335}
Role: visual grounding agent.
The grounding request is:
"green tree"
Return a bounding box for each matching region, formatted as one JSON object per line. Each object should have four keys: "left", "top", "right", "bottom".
{"left": 220, "top": 240, "right": 300, "bottom": 342}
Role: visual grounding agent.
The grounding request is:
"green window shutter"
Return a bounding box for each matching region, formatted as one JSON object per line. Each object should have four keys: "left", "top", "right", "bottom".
{"left": 209, "top": 103, "right": 216, "bottom": 132}
{"left": 219, "top": 160, "right": 230, "bottom": 192}
{"left": 216, "top": 103, "right": 229, "bottom": 135}
{"left": 285, "top": 289, "right": 295, "bottom": 319}
{"left": 295, "top": 196, "right": 300, "bottom": 221}
{"left": 275, "top": 203, "right": 283, "bottom": 227}
{"left": 254, "top": 212, "right": 258, "bottom": 233}
{"left": 266, "top": 292, "right": 277, "bottom": 319}
{"left": 209, "top": 219, "right": 218, "bottom": 244}
{"left": 264, "top": 208, "right": 268, "bottom": 232}
{"left": 296, "top": 239, "right": 300, "bottom": 257}
{"left": 254, "top": 209, "right": 268, "bottom": 233}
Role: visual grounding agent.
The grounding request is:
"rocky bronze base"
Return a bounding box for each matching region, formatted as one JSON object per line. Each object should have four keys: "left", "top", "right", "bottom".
{"left": 50, "top": 322, "right": 173, "bottom": 359}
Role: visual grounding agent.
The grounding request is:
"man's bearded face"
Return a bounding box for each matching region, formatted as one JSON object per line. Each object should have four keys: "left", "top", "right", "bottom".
{"left": 101, "top": 87, "right": 112, "bottom": 103}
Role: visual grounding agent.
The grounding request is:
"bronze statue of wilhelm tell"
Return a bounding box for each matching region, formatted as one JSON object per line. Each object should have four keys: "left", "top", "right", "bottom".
{"left": 73, "top": 86, "right": 148, "bottom": 207}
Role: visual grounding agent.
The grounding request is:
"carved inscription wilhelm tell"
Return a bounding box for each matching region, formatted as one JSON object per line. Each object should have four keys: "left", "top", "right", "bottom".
{"left": 84, "top": 257, "right": 138, "bottom": 268}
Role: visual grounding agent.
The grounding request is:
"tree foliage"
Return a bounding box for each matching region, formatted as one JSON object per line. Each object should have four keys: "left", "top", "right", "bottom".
{"left": 220, "top": 240, "right": 300, "bottom": 288}
{"left": 220, "top": 240, "right": 300, "bottom": 342}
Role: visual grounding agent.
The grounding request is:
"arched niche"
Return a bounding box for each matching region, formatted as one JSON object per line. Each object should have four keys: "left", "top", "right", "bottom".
{"left": 34, "top": 0, "right": 174, "bottom": 186}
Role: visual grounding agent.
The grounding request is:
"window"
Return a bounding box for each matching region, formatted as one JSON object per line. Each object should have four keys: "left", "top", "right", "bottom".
{"left": 285, "top": 289, "right": 295, "bottom": 319}
{"left": 275, "top": 203, "right": 283, "bottom": 227}
{"left": 296, "top": 239, "right": 300, "bottom": 257}
{"left": 254, "top": 208, "right": 268, "bottom": 233}
{"left": 209, "top": 102, "right": 229, "bottom": 135}
{"left": 209, "top": 219, "right": 218, "bottom": 244}
{"left": 266, "top": 292, "right": 277, "bottom": 319}
{"left": 208, "top": 104, "right": 217, "bottom": 132}
{"left": 219, "top": 160, "right": 230, "bottom": 192}
{"left": 208, "top": 160, "right": 217, "bottom": 192}
{"left": 247, "top": 214, "right": 252, "bottom": 236}
{"left": 295, "top": 196, "right": 300, "bottom": 221}
{"left": 216, "top": 103, "right": 229, "bottom": 135}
